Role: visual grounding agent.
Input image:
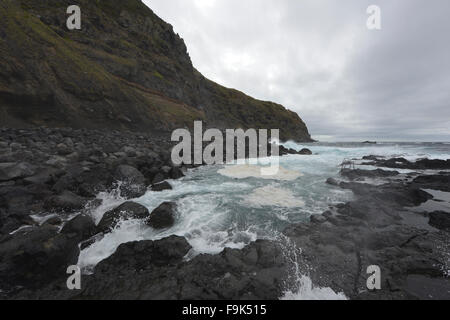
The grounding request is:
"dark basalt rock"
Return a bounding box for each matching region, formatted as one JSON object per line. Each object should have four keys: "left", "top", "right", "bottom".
{"left": 310, "top": 214, "right": 327, "bottom": 224}
{"left": 362, "top": 155, "right": 384, "bottom": 161}
{"left": 44, "top": 190, "right": 87, "bottom": 212}
{"left": 45, "top": 216, "right": 62, "bottom": 226}
{"left": 147, "top": 202, "right": 176, "bottom": 229}
{"left": 326, "top": 177, "right": 340, "bottom": 186}
{"left": 76, "top": 238, "right": 287, "bottom": 300}
{"left": 96, "top": 236, "right": 192, "bottom": 271}
{"left": 23, "top": 167, "right": 63, "bottom": 186}
{"left": 284, "top": 176, "right": 450, "bottom": 300}
{"left": 151, "top": 172, "right": 166, "bottom": 185}
{"left": 97, "top": 201, "right": 150, "bottom": 232}
{"left": 340, "top": 168, "right": 400, "bottom": 181}
{"left": 429, "top": 211, "right": 450, "bottom": 230}
{"left": 0, "top": 162, "right": 36, "bottom": 182}
{"left": 279, "top": 146, "right": 313, "bottom": 156}
{"left": 0, "top": 224, "right": 80, "bottom": 291}
{"left": 151, "top": 181, "right": 173, "bottom": 192}
{"left": 169, "top": 166, "right": 185, "bottom": 179}
{"left": 412, "top": 174, "right": 450, "bottom": 192}
{"left": 366, "top": 157, "right": 450, "bottom": 170}
{"left": 298, "top": 148, "right": 313, "bottom": 155}
{"left": 113, "top": 165, "right": 147, "bottom": 199}
{"left": 61, "top": 214, "right": 97, "bottom": 242}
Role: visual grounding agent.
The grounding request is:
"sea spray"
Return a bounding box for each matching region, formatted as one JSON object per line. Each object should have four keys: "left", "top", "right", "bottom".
{"left": 277, "top": 234, "right": 348, "bottom": 300}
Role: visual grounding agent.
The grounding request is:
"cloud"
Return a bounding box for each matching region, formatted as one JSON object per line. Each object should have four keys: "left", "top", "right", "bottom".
{"left": 144, "top": 0, "right": 450, "bottom": 141}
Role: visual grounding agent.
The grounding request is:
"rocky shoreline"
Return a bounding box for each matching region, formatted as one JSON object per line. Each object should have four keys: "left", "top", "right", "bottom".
{"left": 0, "top": 128, "right": 449, "bottom": 300}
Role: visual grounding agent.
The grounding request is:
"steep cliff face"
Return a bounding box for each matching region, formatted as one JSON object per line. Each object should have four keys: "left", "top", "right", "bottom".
{"left": 0, "top": 0, "right": 312, "bottom": 141}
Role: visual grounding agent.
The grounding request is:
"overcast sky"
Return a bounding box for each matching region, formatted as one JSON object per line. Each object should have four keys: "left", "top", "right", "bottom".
{"left": 144, "top": 0, "right": 450, "bottom": 141}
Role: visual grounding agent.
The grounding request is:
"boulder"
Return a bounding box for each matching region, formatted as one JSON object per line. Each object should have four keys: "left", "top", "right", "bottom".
{"left": 326, "top": 178, "right": 340, "bottom": 186}
{"left": 151, "top": 181, "right": 173, "bottom": 192}
{"left": 152, "top": 172, "right": 166, "bottom": 184}
{"left": 114, "top": 165, "right": 146, "bottom": 198}
{"left": 56, "top": 143, "right": 72, "bottom": 156}
{"left": 114, "top": 165, "right": 146, "bottom": 184}
{"left": 122, "top": 146, "right": 137, "bottom": 157}
{"left": 44, "top": 191, "right": 87, "bottom": 212}
{"left": 147, "top": 202, "right": 176, "bottom": 229}
{"left": 23, "top": 167, "right": 63, "bottom": 185}
{"left": 61, "top": 214, "right": 97, "bottom": 241}
{"left": 80, "top": 239, "right": 286, "bottom": 300}
{"left": 0, "top": 162, "right": 35, "bottom": 181}
{"left": 0, "top": 224, "right": 80, "bottom": 290}
{"left": 95, "top": 236, "right": 192, "bottom": 271}
{"left": 298, "top": 148, "right": 313, "bottom": 155}
{"left": 170, "top": 166, "right": 184, "bottom": 179}
{"left": 98, "top": 201, "right": 149, "bottom": 232}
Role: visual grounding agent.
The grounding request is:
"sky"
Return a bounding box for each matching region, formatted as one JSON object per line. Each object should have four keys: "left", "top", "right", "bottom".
{"left": 144, "top": 0, "right": 450, "bottom": 141}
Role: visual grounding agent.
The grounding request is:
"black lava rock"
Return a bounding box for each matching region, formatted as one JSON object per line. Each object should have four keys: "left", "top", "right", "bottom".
{"left": 147, "top": 202, "right": 176, "bottom": 229}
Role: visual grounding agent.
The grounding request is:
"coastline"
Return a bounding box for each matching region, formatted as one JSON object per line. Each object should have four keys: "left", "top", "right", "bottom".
{"left": 0, "top": 128, "right": 449, "bottom": 299}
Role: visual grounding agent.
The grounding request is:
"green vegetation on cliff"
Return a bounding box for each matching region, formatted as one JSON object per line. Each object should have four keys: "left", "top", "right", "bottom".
{"left": 0, "top": 0, "right": 312, "bottom": 141}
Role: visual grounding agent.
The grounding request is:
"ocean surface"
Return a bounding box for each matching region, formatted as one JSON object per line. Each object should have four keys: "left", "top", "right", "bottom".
{"left": 75, "top": 141, "right": 450, "bottom": 299}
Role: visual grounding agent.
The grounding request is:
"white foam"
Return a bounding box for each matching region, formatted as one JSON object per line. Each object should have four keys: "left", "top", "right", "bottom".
{"left": 242, "top": 185, "right": 305, "bottom": 208}
{"left": 281, "top": 275, "right": 348, "bottom": 300}
{"left": 89, "top": 185, "right": 127, "bottom": 224}
{"left": 218, "top": 164, "right": 302, "bottom": 181}
{"left": 77, "top": 219, "right": 145, "bottom": 273}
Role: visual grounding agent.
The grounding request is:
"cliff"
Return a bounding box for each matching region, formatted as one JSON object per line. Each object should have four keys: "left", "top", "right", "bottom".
{"left": 0, "top": 0, "right": 312, "bottom": 142}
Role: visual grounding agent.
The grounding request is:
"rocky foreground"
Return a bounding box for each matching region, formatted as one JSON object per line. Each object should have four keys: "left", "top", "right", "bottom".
{"left": 0, "top": 129, "right": 449, "bottom": 300}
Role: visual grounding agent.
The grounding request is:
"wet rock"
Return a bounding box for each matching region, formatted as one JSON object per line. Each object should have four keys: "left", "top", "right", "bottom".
{"left": 76, "top": 239, "right": 286, "bottom": 300}
{"left": 428, "top": 211, "right": 450, "bottom": 230}
{"left": 412, "top": 174, "right": 450, "bottom": 192}
{"left": 114, "top": 165, "right": 145, "bottom": 183}
{"left": 152, "top": 172, "right": 166, "bottom": 184}
{"left": 147, "top": 202, "right": 176, "bottom": 229}
{"left": 61, "top": 214, "right": 97, "bottom": 241}
{"left": 170, "top": 166, "right": 184, "bottom": 179}
{"left": 0, "top": 224, "right": 80, "bottom": 290}
{"left": 151, "top": 181, "right": 172, "bottom": 192}
{"left": 340, "top": 168, "right": 400, "bottom": 181}
{"left": 114, "top": 165, "right": 146, "bottom": 198}
{"left": 97, "top": 201, "right": 149, "bottom": 232}
{"left": 368, "top": 157, "right": 450, "bottom": 170}
{"left": 298, "top": 148, "right": 313, "bottom": 155}
{"left": 310, "top": 214, "right": 327, "bottom": 224}
{"left": 0, "top": 185, "right": 50, "bottom": 218}
{"left": 415, "top": 159, "right": 450, "bottom": 170}
{"left": 96, "top": 236, "right": 191, "bottom": 271}
{"left": 326, "top": 178, "right": 340, "bottom": 186}
{"left": 45, "top": 216, "right": 62, "bottom": 226}
{"left": 362, "top": 155, "right": 384, "bottom": 161}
